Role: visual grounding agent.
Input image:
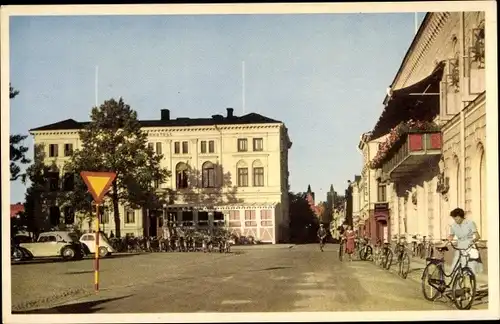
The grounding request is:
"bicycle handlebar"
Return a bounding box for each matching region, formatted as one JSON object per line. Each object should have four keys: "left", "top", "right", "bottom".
{"left": 445, "top": 241, "right": 476, "bottom": 251}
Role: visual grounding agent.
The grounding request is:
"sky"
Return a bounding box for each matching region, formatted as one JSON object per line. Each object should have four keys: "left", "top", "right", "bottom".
{"left": 9, "top": 12, "right": 425, "bottom": 204}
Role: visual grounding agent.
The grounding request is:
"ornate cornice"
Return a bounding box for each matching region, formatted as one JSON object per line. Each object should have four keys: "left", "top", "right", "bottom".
{"left": 393, "top": 12, "right": 452, "bottom": 89}
{"left": 31, "top": 123, "right": 282, "bottom": 138}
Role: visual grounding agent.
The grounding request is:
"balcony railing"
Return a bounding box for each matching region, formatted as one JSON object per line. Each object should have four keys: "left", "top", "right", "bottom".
{"left": 381, "top": 131, "right": 442, "bottom": 180}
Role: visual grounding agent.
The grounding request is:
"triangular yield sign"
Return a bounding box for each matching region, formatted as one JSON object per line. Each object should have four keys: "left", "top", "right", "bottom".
{"left": 80, "top": 171, "right": 117, "bottom": 203}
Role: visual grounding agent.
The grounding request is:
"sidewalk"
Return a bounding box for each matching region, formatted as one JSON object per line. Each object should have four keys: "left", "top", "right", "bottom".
{"left": 405, "top": 256, "right": 489, "bottom": 289}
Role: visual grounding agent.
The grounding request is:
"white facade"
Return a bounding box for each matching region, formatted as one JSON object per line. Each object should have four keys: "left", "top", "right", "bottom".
{"left": 359, "top": 12, "right": 488, "bottom": 246}
{"left": 30, "top": 109, "right": 292, "bottom": 243}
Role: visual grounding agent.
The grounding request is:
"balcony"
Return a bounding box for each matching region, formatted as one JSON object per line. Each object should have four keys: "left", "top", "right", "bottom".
{"left": 381, "top": 131, "right": 442, "bottom": 181}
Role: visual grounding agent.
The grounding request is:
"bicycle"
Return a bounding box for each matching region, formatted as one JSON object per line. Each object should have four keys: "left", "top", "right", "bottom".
{"left": 319, "top": 236, "right": 326, "bottom": 252}
{"left": 380, "top": 242, "right": 393, "bottom": 270}
{"left": 338, "top": 238, "right": 345, "bottom": 262}
{"left": 421, "top": 242, "right": 478, "bottom": 310}
{"left": 391, "top": 240, "right": 411, "bottom": 279}
{"left": 358, "top": 238, "right": 373, "bottom": 261}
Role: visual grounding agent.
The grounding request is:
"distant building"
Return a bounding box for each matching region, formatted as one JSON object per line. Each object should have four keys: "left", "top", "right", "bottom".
{"left": 10, "top": 203, "right": 24, "bottom": 218}
{"left": 29, "top": 108, "right": 292, "bottom": 243}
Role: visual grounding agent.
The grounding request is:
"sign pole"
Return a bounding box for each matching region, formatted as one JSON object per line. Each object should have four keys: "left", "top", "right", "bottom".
{"left": 79, "top": 171, "right": 117, "bottom": 292}
{"left": 95, "top": 202, "right": 100, "bottom": 292}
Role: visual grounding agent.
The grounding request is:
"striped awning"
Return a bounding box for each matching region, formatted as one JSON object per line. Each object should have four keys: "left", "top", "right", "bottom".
{"left": 164, "top": 202, "right": 279, "bottom": 212}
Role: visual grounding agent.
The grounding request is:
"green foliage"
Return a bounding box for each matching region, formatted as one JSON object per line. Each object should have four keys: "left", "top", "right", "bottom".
{"left": 288, "top": 191, "right": 319, "bottom": 243}
{"left": 9, "top": 85, "right": 31, "bottom": 182}
{"left": 63, "top": 98, "right": 170, "bottom": 238}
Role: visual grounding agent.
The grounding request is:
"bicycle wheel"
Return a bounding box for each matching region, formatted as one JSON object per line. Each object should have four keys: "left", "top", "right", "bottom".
{"left": 452, "top": 267, "right": 477, "bottom": 310}
{"left": 400, "top": 252, "right": 410, "bottom": 279}
{"left": 380, "top": 252, "right": 387, "bottom": 268}
{"left": 421, "top": 263, "right": 442, "bottom": 301}
{"left": 365, "top": 246, "right": 373, "bottom": 261}
{"left": 385, "top": 249, "right": 393, "bottom": 270}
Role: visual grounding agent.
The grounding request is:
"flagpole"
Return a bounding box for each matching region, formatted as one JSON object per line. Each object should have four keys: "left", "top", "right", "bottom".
{"left": 95, "top": 65, "right": 99, "bottom": 107}
{"left": 242, "top": 61, "right": 246, "bottom": 115}
{"left": 414, "top": 13, "right": 418, "bottom": 35}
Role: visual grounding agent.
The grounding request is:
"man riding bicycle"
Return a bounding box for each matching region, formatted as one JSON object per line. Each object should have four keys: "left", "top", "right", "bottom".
{"left": 317, "top": 224, "right": 327, "bottom": 252}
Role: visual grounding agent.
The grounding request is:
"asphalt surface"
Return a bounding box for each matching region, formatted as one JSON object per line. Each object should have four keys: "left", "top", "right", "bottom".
{"left": 10, "top": 244, "right": 489, "bottom": 313}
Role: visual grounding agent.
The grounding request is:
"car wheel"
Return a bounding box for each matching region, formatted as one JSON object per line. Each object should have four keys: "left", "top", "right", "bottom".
{"left": 98, "top": 246, "right": 108, "bottom": 258}
{"left": 61, "top": 246, "right": 76, "bottom": 260}
{"left": 12, "top": 247, "right": 24, "bottom": 261}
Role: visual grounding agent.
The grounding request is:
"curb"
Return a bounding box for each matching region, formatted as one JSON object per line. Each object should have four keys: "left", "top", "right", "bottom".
{"left": 231, "top": 244, "right": 296, "bottom": 250}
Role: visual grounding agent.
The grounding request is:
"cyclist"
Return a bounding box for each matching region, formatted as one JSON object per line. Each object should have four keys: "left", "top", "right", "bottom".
{"left": 317, "top": 224, "right": 327, "bottom": 252}
{"left": 442, "top": 207, "right": 483, "bottom": 275}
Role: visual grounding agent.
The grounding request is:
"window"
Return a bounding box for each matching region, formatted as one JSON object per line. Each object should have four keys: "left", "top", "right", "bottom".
{"left": 237, "top": 139, "right": 248, "bottom": 152}
{"left": 125, "top": 210, "right": 135, "bottom": 224}
{"left": 202, "top": 162, "right": 216, "bottom": 188}
{"left": 148, "top": 142, "right": 154, "bottom": 150}
{"left": 182, "top": 141, "right": 189, "bottom": 154}
{"left": 253, "top": 167, "right": 264, "bottom": 187}
{"left": 63, "top": 206, "right": 74, "bottom": 225}
{"left": 228, "top": 210, "right": 240, "bottom": 220}
{"left": 244, "top": 210, "right": 257, "bottom": 227}
{"left": 49, "top": 144, "right": 58, "bottom": 157}
{"left": 200, "top": 141, "right": 207, "bottom": 154}
{"left": 156, "top": 142, "right": 162, "bottom": 155}
{"left": 260, "top": 209, "right": 273, "bottom": 227}
{"left": 101, "top": 209, "right": 109, "bottom": 224}
{"left": 47, "top": 171, "right": 60, "bottom": 191}
{"left": 40, "top": 235, "right": 57, "bottom": 243}
{"left": 253, "top": 138, "right": 263, "bottom": 151}
{"left": 62, "top": 173, "right": 74, "bottom": 191}
{"left": 174, "top": 142, "right": 180, "bottom": 154}
{"left": 49, "top": 206, "right": 60, "bottom": 226}
{"left": 377, "top": 184, "right": 386, "bottom": 202}
{"left": 176, "top": 163, "right": 189, "bottom": 189}
{"left": 237, "top": 168, "right": 249, "bottom": 187}
{"left": 64, "top": 144, "right": 73, "bottom": 156}
{"left": 83, "top": 234, "right": 95, "bottom": 241}
{"left": 208, "top": 140, "right": 215, "bottom": 153}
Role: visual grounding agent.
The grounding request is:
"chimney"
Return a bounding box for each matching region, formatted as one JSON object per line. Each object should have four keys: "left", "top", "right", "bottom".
{"left": 226, "top": 107, "right": 234, "bottom": 118}
{"left": 161, "top": 109, "right": 170, "bottom": 121}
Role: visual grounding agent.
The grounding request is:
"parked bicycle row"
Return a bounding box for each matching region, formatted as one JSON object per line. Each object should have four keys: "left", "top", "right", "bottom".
{"left": 338, "top": 235, "right": 484, "bottom": 310}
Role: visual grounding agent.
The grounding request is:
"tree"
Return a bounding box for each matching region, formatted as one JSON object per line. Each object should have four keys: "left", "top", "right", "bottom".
{"left": 9, "top": 85, "right": 31, "bottom": 182}
{"left": 21, "top": 144, "right": 62, "bottom": 236}
{"left": 64, "top": 98, "right": 169, "bottom": 238}
{"left": 288, "top": 191, "right": 318, "bottom": 243}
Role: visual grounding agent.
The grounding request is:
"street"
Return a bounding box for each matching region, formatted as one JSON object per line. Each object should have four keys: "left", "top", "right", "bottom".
{"left": 10, "top": 244, "right": 488, "bottom": 314}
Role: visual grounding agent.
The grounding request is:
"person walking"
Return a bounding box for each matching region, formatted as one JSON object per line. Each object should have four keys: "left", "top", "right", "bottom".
{"left": 344, "top": 225, "right": 357, "bottom": 262}
{"left": 317, "top": 224, "right": 327, "bottom": 252}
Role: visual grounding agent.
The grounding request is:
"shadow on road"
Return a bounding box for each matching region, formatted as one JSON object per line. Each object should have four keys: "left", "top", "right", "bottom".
{"left": 11, "top": 253, "right": 142, "bottom": 266}
{"left": 12, "top": 295, "right": 133, "bottom": 314}
{"left": 252, "top": 266, "right": 292, "bottom": 272}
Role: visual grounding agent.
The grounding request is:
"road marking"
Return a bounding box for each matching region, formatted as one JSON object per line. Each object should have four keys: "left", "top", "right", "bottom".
{"left": 221, "top": 300, "right": 252, "bottom": 305}
{"left": 221, "top": 276, "right": 233, "bottom": 282}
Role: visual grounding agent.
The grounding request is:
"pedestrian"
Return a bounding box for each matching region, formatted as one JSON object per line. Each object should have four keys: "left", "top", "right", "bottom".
{"left": 344, "top": 225, "right": 356, "bottom": 262}
{"left": 109, "top": 230, "right": 115, "bottom": 239}
{"left": 317, "top": 224, "right": 327, "bottom": 252}
{"left": 444, "top": 207, "right": 483, "bottom": 275}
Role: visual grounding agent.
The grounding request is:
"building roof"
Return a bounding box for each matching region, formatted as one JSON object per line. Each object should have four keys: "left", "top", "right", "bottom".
{"left": 10, "top": 203, "right": 24, "bottom": 218}
{"left": 29, "top": 111, "right": 283, "bottom": 132}
{"left": 370, "top": 60, "right": 445, "bottom": 139}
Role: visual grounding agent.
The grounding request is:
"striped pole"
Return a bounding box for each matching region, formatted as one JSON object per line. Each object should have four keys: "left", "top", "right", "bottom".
{"left": 95, "top": 203, "right": 100, "bottom": 291}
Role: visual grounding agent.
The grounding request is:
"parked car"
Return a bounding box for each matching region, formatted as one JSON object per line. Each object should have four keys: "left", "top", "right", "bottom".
{"left": 13, "top": 231, "right": 84, "bottom": 261}
{"left": 80, "top": 231, "right": 115, "bottom": 257}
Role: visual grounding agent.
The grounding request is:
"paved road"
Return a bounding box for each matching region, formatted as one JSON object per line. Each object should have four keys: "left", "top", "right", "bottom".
{"left": 10, "top": 244, "right": 488, "bottom": 313}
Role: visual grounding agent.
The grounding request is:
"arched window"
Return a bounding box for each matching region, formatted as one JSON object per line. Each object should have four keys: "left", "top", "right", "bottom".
{"left": 236, "top": 160, "right": 248, "bottom": 187}
{"left": 479, "top": 147, "right": 486, "bottom": 239}
{"left": 176, "top": 162, "right": 189, "bottom": 189}
{"left": 202, "top": 161, "right": 216, "bottom": 188}
{"left": 252, "top": 160, "right": 264, "bottom": 187}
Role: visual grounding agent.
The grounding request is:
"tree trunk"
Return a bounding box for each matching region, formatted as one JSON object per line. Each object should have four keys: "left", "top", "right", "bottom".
{"left": 112, "top": 181, "right": 121, "bottom": 238}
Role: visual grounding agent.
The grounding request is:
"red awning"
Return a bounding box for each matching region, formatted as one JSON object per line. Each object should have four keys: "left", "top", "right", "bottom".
{"left": 371, "top": 61, "right": 446, "bottom": 139}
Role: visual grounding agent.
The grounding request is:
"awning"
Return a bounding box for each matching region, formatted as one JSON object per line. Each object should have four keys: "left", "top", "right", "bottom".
{"left": 371, "top": 61, "right": 446, "bottom": 139}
